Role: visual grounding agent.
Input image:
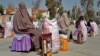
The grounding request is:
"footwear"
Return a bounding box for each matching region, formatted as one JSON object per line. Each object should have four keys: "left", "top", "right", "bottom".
{"left": 35, "top": 48, "right": 42, "bottom": 53}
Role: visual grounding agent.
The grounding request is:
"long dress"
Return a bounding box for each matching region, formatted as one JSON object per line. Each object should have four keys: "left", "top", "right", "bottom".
{"left": 11, "top": 34, "right": 31, "bottom": 52}
{"left": 11, "top": 15, "right": 31, "bottom": 52}
{"left": 79, "top": 20, "right": 88, "bottom": 42}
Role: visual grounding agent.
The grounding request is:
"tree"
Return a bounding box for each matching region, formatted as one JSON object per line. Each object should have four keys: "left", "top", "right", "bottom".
{"left": 76, "top": 7, "right": 81, "bottom": 19}
{"left": 36, "top": 13, "right": 42, "bottom": 20}
{"left": 0, "top": 4, "right": 4, "bottom": 15}
{"left": 81, "top": 0, "right": 93, "bottom": 12}
{"left": 80, "top": 0, "right": 87, "bottom": 13}
{"left": 97, "top": 0, "right": 100, "bottom": 10}
{"left": 84, "top": 9, "right": 94, "bottom": 20}
{"left": 72, "top": 5, "right": 77, "bottom": 19}
{"left": 96, "top": 11, "right": 100, "bottom": 16}
{"left": 97, "top": 0, "right": 100, "bottom": 16}
{"left": 87, "top": 9, "right": 94, "bottom": 18}
{"left": 72, "top": 6, "right": 81, "bottom": 19}
{"left": 58, "top": 6, "right": 63, "bottom": 16}
{"left": 32, "top": 0, "right": 41, "bottom": 17}
{"left": 45, "top": 0, "right": 63, "bottom": 19}
{"left": 67, "top": 10, "right": 71, "bottom": 18}
{"left": 80, "top": 0, "right": 94, "bottom": 19}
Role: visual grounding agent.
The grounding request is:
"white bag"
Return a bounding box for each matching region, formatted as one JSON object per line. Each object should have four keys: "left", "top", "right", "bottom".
{"left": 46, "top": 18, "right": 60, "bottom": 53}
{"left": 4, "top": 21, "right": 13, "bottom": 38}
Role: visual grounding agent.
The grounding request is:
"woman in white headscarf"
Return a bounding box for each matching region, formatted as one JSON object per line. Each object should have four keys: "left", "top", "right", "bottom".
{"left": 57, "top": 13, "right": 70, "bottom": 30}
{"left": 89, "top": 19, "right": 99, "bottom": 36}
{"left": 57, "top": 13, "right": 72, "bottom": 41}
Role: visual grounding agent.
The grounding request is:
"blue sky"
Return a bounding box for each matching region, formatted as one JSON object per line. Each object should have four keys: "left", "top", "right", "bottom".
{"left": 0, "top": 0, "right": 99, "bottom": 11}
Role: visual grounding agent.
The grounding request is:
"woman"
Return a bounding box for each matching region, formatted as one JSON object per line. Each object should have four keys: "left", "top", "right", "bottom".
{"left": 89, "top": 19, "right": 98, "bottom": 36}
{"left": 57, "top": 13, "right": 72, "bottom": 41}
{"left": 12, "top": 2, "right": 41, "bottom": 52}
{"left": 75, "top": 16, "right": 87, "bottom": 43}
{"left": 87, "top": 19, "right": 94, "bottom": 36}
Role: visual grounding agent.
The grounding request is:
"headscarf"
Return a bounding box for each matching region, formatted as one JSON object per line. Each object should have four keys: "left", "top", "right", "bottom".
{"left": 57, "top": 12, "right": 70, "bottom": 30}
{"left": 13, "top": 2, "right": 35, "bottom": 34}
{"left": 62, "top": 13, "right": 70, "bottom": 26}
{"left": 75, "top": 16, "right": 84, "bottom": 28}
{"left": 13, "top": 3, "right": 41, "bottom": 49}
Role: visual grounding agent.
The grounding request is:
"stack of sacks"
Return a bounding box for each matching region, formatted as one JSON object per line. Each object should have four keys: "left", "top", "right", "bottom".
{"left": 4, "top": 13, "right": 14, "bottom": 38}
{"left": 4, "top": 21, "right": 13, "bottom": 38}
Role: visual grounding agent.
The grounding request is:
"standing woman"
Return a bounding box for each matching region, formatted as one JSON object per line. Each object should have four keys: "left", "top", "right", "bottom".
{"left": 12, "top": 2, "right": 41, "bottom": 52}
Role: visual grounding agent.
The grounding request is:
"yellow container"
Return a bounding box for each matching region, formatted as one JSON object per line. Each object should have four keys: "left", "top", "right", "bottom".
{"left": 60, "top": 35, "right": 68, "bottom": 51}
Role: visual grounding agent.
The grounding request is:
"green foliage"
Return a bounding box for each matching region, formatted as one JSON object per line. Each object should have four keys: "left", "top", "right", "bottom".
{"left": 45, "top": 0, "right": 63, "bottom": 20}
{"left": 49, "top": 14, "right": 55, "bottom": 20}
{"left": 36, "top": 13, "right": 42, "bottom": 20}
{"left": 58, "top": 6, "right": 63, "bottom": 16}
{"left": 0, "top": 4, "right": 4, "bottom": 15}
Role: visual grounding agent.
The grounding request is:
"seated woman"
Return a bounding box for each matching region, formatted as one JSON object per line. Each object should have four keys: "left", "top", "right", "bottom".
{"left": 74, "top": 16, "right": 87, "bottom": 43}
{"left": 87, "top": 19, "right": 94, "bottom": 36}
{"left": 89, "top": 19, "right": 99, "bottom": 37}
{"left": 57, "top": 13, "right": 72, "bottom": 41}
{"left": 11, "top": 2, "right": 41, "bottom": 52}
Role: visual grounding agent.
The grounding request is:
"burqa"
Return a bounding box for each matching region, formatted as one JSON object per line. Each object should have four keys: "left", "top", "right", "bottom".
{"left": 13, "top": 2, "right": 41, "bottom": 50}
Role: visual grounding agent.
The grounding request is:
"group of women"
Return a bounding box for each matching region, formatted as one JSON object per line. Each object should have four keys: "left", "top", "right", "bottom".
{"left": 74, "top": 16, "right": 99, "bottom": 43}
{"left": 10, "top": 2, "right": 99, "bottom": 53}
